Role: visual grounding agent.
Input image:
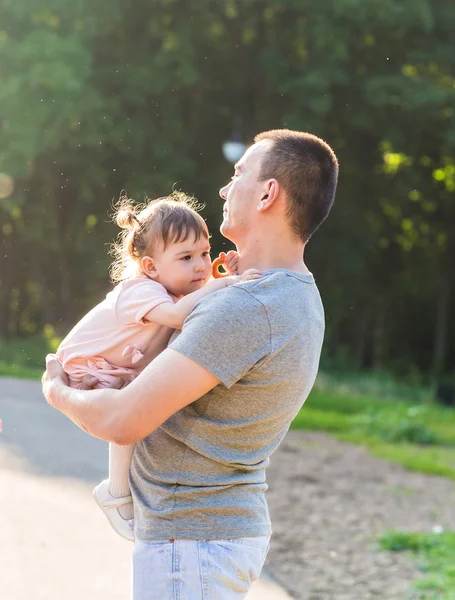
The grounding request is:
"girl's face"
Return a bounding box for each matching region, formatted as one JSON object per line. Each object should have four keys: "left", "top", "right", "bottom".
{"left": 143, "top": 234, "right": 212, "bottom": 297}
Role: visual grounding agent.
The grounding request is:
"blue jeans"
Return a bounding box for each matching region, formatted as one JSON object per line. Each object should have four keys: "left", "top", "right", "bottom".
{"left": 132, "top": 536, "right": 271, "bottom": 600}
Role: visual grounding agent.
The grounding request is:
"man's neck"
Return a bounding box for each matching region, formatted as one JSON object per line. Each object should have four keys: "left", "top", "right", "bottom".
{"left": 234, "top": 231, "right": 310, "bottom": 275}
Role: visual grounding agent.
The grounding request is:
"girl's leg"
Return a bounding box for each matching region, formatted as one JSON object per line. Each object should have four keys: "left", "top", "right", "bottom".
{"left": 108, "top": 442, "right": 135, "bottom": 519}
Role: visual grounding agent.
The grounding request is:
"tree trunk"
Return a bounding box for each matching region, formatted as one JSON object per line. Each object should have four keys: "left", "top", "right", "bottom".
{"left": 372, "top": 302, "right": 387, "bottom": 371}
{"left": 354, "top": 304, "right": 369, "bottom": 369}
{"left": 432, "top": 278, "right": 450, "bottom": 378}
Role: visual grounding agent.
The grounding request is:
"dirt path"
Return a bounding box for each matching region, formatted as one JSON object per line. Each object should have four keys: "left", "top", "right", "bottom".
{"left": 2, "top": 377, "right": 455, "bottom": 599}
{"left": 265, "top": 431, "right": 455, "bottom": 600}
{"left": 0, "top": 377, "right": 291, "bottom": 600}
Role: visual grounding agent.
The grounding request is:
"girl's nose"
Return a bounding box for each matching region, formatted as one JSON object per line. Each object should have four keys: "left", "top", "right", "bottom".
{"left": 194, "top": 258, "right": 205, "bottom": 272}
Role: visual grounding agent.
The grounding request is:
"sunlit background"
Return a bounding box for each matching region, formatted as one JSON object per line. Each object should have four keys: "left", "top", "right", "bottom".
{"left": 2, "top": 4, "right": 455, "bottom": 598}
{"left": 0, "top": 0, "right": 454, "bottom": 389}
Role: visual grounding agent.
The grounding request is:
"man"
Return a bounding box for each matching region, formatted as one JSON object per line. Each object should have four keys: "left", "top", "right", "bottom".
{"left": 42, "top": 129, "right": 339, "bottom": 599}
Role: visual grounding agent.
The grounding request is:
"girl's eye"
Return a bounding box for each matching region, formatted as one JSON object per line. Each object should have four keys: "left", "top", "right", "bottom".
{"left": 181, "top": 255, "right": 191, "bottom": 261}
{"left": 202, "top": 252, "right": 210, "bottom": 257}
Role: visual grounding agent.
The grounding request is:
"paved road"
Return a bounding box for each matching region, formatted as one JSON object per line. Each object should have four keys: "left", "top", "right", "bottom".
{"left": 0, "top": 377, "right": 290, "bottom": 600}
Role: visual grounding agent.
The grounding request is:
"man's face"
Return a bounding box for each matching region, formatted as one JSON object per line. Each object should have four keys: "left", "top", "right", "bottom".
{"left": 219, "top": 140, "right": 272, "bottom": 243}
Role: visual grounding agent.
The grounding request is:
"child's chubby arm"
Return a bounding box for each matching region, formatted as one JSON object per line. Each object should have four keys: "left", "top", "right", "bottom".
{"left": 143, "top": 255, "right": 260, "bottom": 330}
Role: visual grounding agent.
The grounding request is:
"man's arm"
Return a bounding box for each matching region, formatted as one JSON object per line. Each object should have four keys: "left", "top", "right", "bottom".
{"left": 44, "top": 282, "right": 270, "bottom": 445}
{"left": 42, "top": 349, "right": 220, "bottom": 445}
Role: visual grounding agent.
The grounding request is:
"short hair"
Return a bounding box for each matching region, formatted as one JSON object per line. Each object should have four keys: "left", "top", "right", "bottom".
{"left": 110, "top": 191, "right": 209, "bottom": 282}
{"left": 254, "top": 129, "right": 338, "bottom": 242}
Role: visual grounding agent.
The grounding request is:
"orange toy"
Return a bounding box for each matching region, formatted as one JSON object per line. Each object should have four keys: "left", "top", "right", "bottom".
{"left": 211, "top": 257, "right": 229, "bottom": 279}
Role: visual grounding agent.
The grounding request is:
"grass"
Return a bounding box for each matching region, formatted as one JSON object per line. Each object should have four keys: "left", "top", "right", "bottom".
{"left": 314, "top": 367, "right": 434, "bottom": 403}
{"left": 291, "top": 373, "right": 455, "bottom": 480}
{"left": 0, "top": 361, "right": 42, "bottom": 379}
{"left": 0, "top": 329, "right": 60, "bottom": 380}
{"left": 377, "top": 531, "right": 455, "bottom": 599}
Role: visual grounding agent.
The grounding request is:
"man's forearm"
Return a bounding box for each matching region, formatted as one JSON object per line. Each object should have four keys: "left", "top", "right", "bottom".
{"left": 43, "top": 349, "right": 220, "bottom": 446}
{"left": 50, "top": 378, "right": 124, "bottom": 443}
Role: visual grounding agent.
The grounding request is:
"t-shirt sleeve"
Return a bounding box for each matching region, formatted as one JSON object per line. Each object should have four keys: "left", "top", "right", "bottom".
{"left": 169, "top": 286, "right": 271, "bottom": 388}
{"left": 116, "top": 279, "right": 174, "bottom": 323}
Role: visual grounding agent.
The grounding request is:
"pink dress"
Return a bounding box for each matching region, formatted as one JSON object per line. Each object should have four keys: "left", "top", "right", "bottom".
{"left": 57, "top": 277, "right": 175, "bottom": 389}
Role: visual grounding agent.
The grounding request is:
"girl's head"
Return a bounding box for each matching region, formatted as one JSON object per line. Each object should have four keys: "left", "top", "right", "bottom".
{"left": 110, "top": 191, "right": 212, "bottom": 296}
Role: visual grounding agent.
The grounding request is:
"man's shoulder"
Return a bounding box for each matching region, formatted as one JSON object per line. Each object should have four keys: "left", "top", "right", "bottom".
{"left": 197, "top": 282, "right": 267, "bottom": 311}
{"left": 183, "top": 283, "right": 270, "bottom": 334}
{"left": 200, "top": 272, "right": 312, "bottom": 308}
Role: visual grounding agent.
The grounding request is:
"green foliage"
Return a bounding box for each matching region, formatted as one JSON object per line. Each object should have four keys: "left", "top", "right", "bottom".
{"left": 312, "top": 370, "right": 432, "bottom": 405}
{"left": 0, "top": 362, "right": 42, "bottom": 379}
{"left": 291, "top": 373, "right": 455, "bottom": 479}
{"left": 293, "top": 402, "right": 455, "bottom": 448}
{"left": 291, "top": 408, "right": 352, "bottom": 433}
{"left": 0, "top": 330, "right": 59, "bottom": 373}
{"left": 378, "top": 530, "right": 443, "bottom": 553}
{"left": 368, "top": 443, "right": 455, "bottom": 480}
{"left": 0, "top": 0, "right": 455, "bottom": 378}
{"left": 301, "top": 372, "right": 455, "bottom": 441}
{"left": 350, "top": 406, "right": 441, "bottom": 445}
{"left": 377, "top": 531, "right": 455, "bottom": 599}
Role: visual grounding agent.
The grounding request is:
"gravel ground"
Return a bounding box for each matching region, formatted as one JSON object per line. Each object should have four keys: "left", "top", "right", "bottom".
{"left": 265, "top": 431, "right": 455, "bottom": 600}
{"left": 3, "top": 377, "right": 455, "bottom": 600}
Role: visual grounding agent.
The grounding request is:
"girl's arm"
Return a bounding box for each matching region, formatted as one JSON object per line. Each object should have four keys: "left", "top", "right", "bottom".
{"left": 144, "top": 268, "right": 262, "bottom": 329}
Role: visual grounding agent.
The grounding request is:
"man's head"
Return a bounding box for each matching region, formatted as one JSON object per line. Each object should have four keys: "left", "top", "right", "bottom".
{"left": 219, "top": 129, "right": 338, "bottom": 244}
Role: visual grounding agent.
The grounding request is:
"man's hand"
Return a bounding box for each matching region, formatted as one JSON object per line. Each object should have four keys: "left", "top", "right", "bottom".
{"left": 42, "top": 354, "right": 68, "bottom": 410}
{"left": 42, "top": 355, "right": 126, "bottom": 398}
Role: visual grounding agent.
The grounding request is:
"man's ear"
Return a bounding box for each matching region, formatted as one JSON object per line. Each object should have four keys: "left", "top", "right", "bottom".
{"left": 257, "top": 179, "right": 280, "bottom": 212}
{"left": 141, "top": 255, "right": 158, "bottom": 279}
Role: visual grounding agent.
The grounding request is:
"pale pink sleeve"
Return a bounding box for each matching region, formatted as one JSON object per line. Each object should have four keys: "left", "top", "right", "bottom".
{"left": 116, "top": 280, "right": 173, "bottom": 323}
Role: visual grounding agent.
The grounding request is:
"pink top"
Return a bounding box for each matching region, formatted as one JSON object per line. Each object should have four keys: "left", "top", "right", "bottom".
{"left": 57, "top": 277, "right": 175, "bottom": 388}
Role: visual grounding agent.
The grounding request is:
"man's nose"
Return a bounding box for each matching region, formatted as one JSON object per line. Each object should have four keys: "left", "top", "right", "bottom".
{"left": 219, "top": 183, "right": 229, "bottom": 199}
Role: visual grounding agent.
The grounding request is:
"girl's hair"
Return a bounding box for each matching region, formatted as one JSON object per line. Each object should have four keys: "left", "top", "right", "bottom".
{"left": 109, "top": 190, "right": 209, "bottom": 283}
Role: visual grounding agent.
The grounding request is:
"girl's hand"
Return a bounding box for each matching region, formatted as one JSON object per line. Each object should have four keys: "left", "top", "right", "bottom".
{"left": 224, "top": 269, "right": 263, "bottom": 286}
{"left": 218, "top": 251, "right": 239, "bottom": 276}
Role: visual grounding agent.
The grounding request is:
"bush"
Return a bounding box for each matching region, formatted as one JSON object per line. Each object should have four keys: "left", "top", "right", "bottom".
{"left": 350, "top": 406, "right": 441, "bottom": 445}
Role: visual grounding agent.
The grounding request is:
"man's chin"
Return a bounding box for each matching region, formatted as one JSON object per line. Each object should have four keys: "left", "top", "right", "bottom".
{"left": 220, "top": 221, "right": 235, "bottom": 242}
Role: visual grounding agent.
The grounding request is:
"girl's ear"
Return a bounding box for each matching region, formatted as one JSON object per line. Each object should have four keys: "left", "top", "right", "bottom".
{"left": 141, "top": 256, "right": 158, "bottom": 279}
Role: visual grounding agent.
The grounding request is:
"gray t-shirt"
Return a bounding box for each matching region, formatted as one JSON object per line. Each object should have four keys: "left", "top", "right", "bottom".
{"left": 129, "top": 269, "right": 324, "bottom": 540}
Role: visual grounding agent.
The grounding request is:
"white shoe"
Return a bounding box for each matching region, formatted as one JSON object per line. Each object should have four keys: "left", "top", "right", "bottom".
{"left": 93, "top": 480, "right": 135, "bottom": 542}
